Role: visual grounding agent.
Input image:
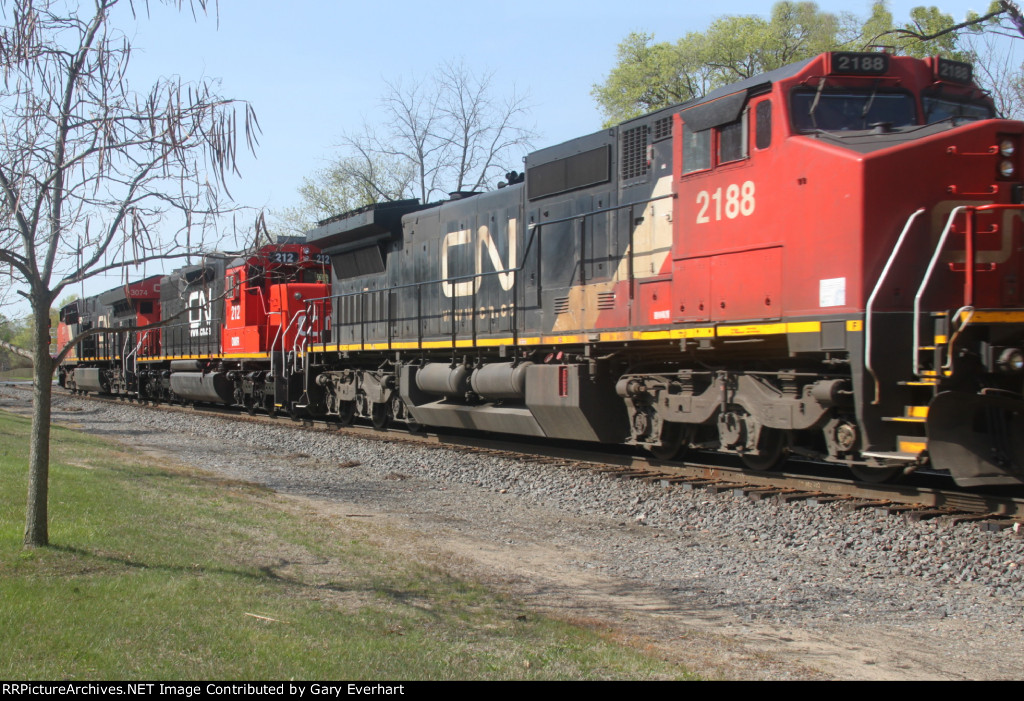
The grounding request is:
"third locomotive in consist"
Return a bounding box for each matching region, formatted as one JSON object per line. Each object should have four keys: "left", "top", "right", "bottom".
{"left": 56, "top": 50, "right": 1024, "bottom": 488}
{"left": 301, "top": 51, "right": 1024, "bottom": 487}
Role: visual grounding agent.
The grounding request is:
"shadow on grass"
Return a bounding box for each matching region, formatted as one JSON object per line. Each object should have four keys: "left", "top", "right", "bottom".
{"left": 43, "top": 542, "right": 445, "bottom": 619}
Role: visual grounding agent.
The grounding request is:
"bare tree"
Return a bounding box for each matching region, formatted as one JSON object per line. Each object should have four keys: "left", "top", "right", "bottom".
{"left": 349, "top": 62, "right": 534, "bottom": 202}
{"left": 963, "top": 30, "right": 1024, "bottom": 119}
{"left": 369, "top": 72, "right": 449, "bottom": 204}
{"left": 0, "top": 0, "right": 258, "bottom": 547}
{"left": 435, "top": 61, "right": 533, "bottom": 194}
{"left": 280, "top": 61, "right": 534, "bottom": 232}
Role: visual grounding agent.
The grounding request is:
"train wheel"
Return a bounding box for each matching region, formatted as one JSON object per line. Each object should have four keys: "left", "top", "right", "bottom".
{"left": 741, "top": 428, "right": 788, "bottom": 471}
{"left": 649, "top": 422, "right": 692, "bottom": 461}
{"left": 244, "top": 398, "right": 257, "bottom": 416}
{"left": 850, "top": 464, "right": 906, "bottom": 484}
{"left": 336, "top": 401, "right": 355, "bottom": 427}
{"left": 371, "top": 402, "right": 392, "bottom": 430}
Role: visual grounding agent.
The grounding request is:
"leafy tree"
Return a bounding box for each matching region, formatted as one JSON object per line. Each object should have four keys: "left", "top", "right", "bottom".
{"left": 276, "top": 154, "right": 413, "bottom": 235}
{"left": 592, "top": 1, "right": 1012, "bottom": 125}
{"left": 279, "top": 61, "right": 534, "bottom": 233}
{"left": 0, "top": 0, "right": 257, "bottom": 548}
{"left": 593, "top": 2, "right": 855, "bottom": 125}
{"left": 860, "top": 1, "right": 972, "bottom": 59}
{"left": 0, "top": 313, "right": 31, "bottom": 370}
{"left": 589, "top": 32, "right": 714, "bottom": 127}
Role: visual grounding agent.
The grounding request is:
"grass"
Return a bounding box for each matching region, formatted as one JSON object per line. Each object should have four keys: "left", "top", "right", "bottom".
{"left": 0, "top": 411, "right": 696, "bottom": 680}
{"left": 0, "top": 367, "right": 34, "bottom": 381}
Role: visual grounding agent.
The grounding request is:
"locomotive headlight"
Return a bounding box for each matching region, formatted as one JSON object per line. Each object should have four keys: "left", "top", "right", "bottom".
{"left": 1000, "top": 159, "right": 1016, "bottom": 178}
{"left": 998, "top": 347, "right": 1024, "bottom": 373}
{"left": 1001, "top": 139, "right": 1017, "bottom": 157}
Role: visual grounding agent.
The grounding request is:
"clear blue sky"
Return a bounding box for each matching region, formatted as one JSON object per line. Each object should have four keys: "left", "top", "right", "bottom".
{"left": 118, "top": 0, "right": 995, "bottom": 216}
{"left": 5, "top": 1, "right": 1001, "bottom": 315}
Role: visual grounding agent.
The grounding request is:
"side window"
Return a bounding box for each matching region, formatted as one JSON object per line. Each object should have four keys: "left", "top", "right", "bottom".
{"left": 682, "top": 125, "right": 711, "bottom": 174}
{"left": 718, "top": 111, "right": 748, "bottom": 164}
{"left": 756, "top": 101, "right": 772, "bottom": 149}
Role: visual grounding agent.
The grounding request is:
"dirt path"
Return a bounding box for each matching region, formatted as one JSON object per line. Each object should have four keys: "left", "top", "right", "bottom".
{"left": 5, "top": 386, "right": 1021, "bottom": 680}
{"left": 277, "top": 490, "right": 1005, "bottom": 681}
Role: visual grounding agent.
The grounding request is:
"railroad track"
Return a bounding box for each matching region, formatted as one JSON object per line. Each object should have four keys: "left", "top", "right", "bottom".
{"left": 9, "top": 383, "right": 1024, "bottom": 525}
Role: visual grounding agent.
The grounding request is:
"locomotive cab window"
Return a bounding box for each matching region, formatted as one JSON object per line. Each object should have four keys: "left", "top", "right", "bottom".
{"left": 790, "top": 88, "right": 916, "bottom": 132}
{"left": 718, "top": 111, "right": 749, "bottom": 164}
{"left": 246, "top": 265, "right": 263, "bottom": 292}
{"left": 682, "top": 125, "right": 711, "bottom": 174}
{"left": 755, "top": 100, "right": 772, "bottom": 149}
{"left": 922, "top": 96, "right": 994, "bottom": 124}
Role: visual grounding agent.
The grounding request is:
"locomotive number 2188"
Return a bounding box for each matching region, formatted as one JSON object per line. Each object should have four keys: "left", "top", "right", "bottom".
{"left": 695, "top": 181, "right": 756, "bottom": 223}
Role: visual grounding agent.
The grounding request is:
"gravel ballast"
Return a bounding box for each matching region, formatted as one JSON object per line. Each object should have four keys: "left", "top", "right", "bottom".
{"left": 5, "top": 386, "right": 1024, "bottom": 680}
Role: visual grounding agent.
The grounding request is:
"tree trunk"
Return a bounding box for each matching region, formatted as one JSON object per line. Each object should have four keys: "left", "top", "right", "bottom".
{"left": 24, "top": 298, "right": 53, "bottom": 548}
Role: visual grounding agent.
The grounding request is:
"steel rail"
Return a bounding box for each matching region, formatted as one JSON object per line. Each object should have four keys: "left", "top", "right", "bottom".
{"left": 28, "top": 385, "right": 1024, "bottom": 523}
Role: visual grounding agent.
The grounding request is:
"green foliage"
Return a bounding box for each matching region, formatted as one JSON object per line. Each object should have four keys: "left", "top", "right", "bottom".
{"left": 0, "top": 294, "right": 76, "bottom": 366}
{"left": 593, "top": 1, "right": 998, "bottom": 125}
{"left": 275, "top": 155, "right": 413, "bottom": 234}
{"left": 594, "top": 2, "right": 854, "bottom": 124}
{"left": 590, "top": 32, "right": 712, "bottom": 127}
{"left": 0, "top": 315, "right": 16, "bottom": 343}
{"left": 0, "top": 315, "right": 30, "bottom": 370}
{"left": 861, "top": 2, "right": 968, "bottom": 59}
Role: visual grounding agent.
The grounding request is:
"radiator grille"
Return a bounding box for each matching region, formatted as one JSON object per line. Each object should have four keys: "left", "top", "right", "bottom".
{"left": 653, "top": 115, "right": 673, "bottom": 141}
{"left": 620, "top": 125, "right": 650, "bottom": 180}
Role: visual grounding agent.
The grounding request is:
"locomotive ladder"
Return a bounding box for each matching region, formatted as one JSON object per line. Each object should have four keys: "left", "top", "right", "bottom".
{"left": 865, "top": 204, "right": 1024, "bottom": 460}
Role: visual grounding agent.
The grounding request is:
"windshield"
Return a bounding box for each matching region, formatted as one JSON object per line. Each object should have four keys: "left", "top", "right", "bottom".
{"left": 791, "top": 90, "right": 917, "bottom": 132}
{"left": 922, "top": 96, "right": 994, "bottom": 124}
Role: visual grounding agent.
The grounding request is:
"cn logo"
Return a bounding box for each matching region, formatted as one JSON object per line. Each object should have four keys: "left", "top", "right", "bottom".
{"left": 188, "top": 290, "right": 211, "bottom": 337}
{"left": 441, "top": 218, "right": 517, "bottom": 298}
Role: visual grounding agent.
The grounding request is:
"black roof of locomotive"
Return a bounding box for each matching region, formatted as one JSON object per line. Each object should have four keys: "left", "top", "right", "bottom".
{"left": 615, "top": 57, "right": 815, "bottom": 133}
{"left": 306, "top": 199, "right": 433, "bottom": 253}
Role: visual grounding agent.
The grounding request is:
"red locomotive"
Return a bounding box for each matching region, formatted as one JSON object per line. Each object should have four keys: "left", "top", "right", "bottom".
{"left": 300, "top": 51, "right": 1024, "bottom": 487}
{"left": 58, "top": 242, "right": 331, "bottom": 414}
{"left": 57, "top": 275, "right": 162, "bottom": 395}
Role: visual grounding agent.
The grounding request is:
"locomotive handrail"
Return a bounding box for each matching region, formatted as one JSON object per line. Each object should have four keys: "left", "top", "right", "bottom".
{"left": 123, "top": 331, "right": 150, "bottom": 381}
{"left": 525, "top": 192, "right": 676, "bottom": 303}
{"left": 913, "top": 205, "right": 966, "bottom": 379}
{"left": 865, "top": 207, "right": 925, "bottom": 404}
{"left": 310, "top": 268, "right": 519, "bottom": 352}
{"left": 913, "top": 204, "right": 1024, "bottom": 377}
{"left": 307, "top": 191, "right": 678, "bottom": 352}
{"left": 523, "top": 192, "right": 676, "bottom": 231}
{"left": 268, "top": 311, "right": 283, "bottom": 375}
{"left": 122, "top": 333, "right": 133, "bottom": 379}
{"left": 283, "top": 309, "right": 309, "bottom": 374}
{"left": 302, "top": 192, "right": 679, "bottom": 307}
